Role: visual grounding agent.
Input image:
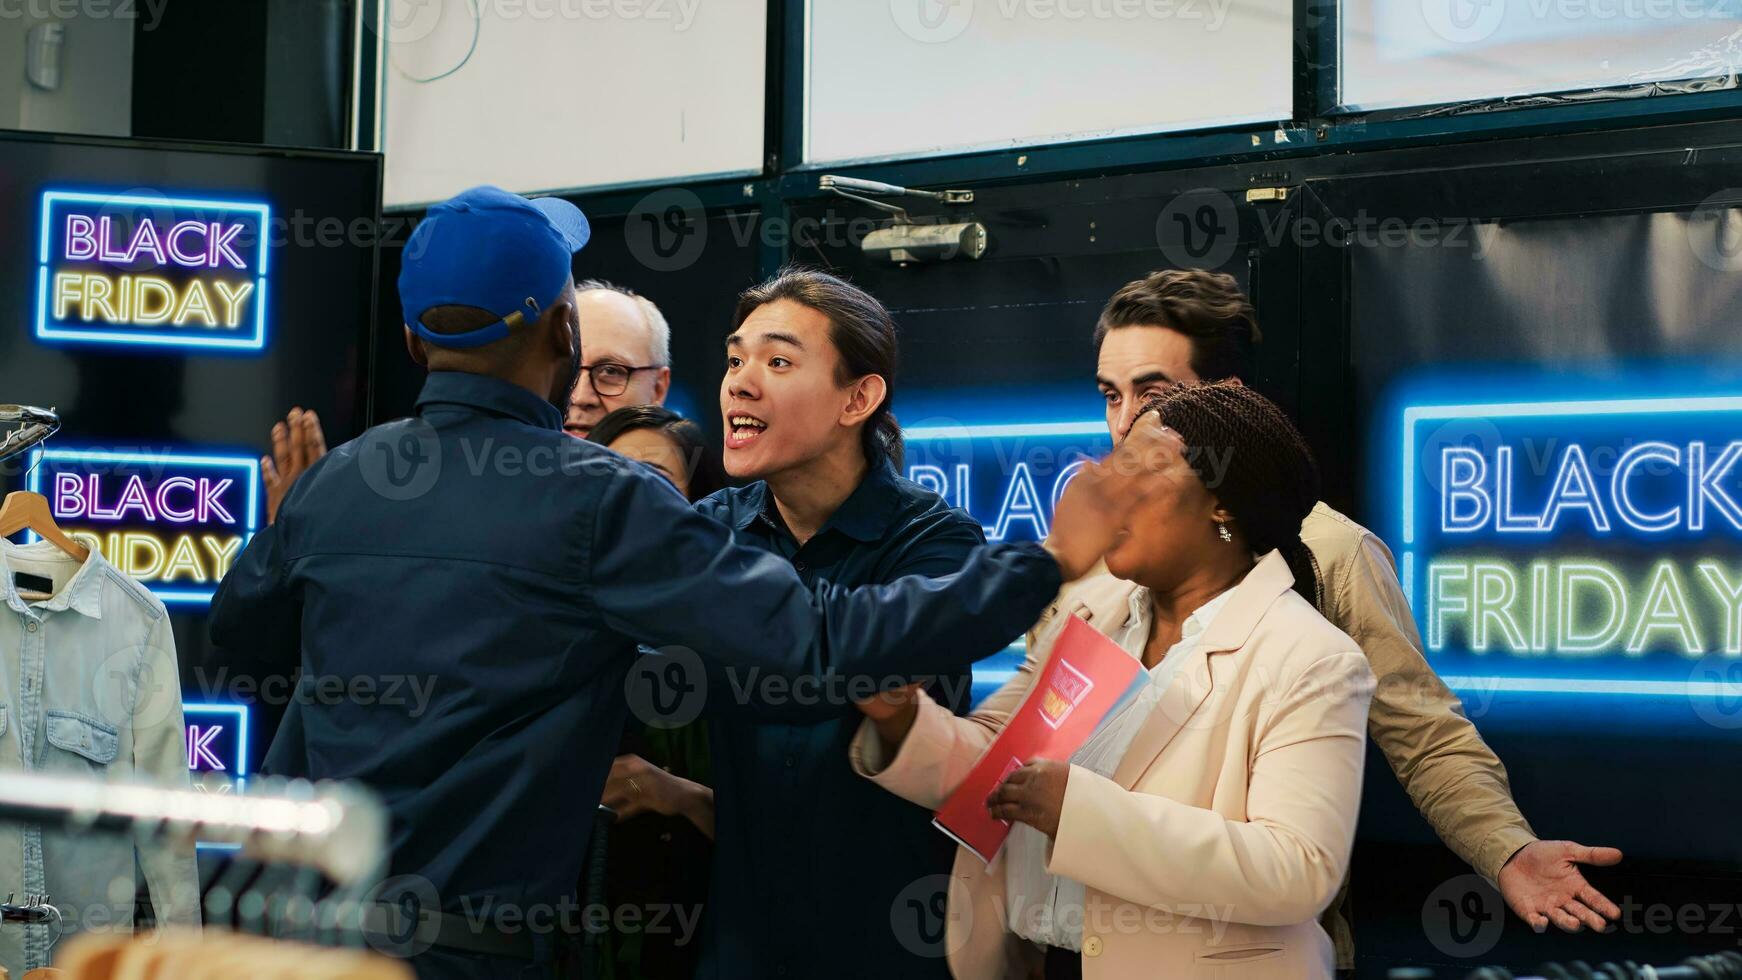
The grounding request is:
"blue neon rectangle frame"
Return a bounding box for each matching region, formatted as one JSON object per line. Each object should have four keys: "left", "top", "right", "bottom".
{"left": 904, "top": 412, "right": 1111, "bottom": 543}
{"left": 35, "top": 189, "right": 271, "bottom": 352}
{"left": 1397, "top": 393, "right": 1742, "bottom": 698}
{"left": 903, "top": 415, "right": 1105, "bottom": 699}
{"left": 25, "top": 447, "right": 260, "bottom": 605}
{"left": 903, "top": 421, "right": 1109, "bottom": 440}
{"left": 184, "top": 702, "right": 250, "bottom": 851}
{"left": 182, "top": 702, "right": 251, "bottom": 778}
{"left": 907, "top": 398, "right": 1742, "bottom": 703}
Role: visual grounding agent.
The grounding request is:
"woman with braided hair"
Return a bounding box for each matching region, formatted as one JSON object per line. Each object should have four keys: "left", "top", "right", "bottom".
{"left": 1132, "top": 378, "right": 1327, "bottom": 610}
{"left": 851, "top": 380, "right": 1376, "bottom": 980}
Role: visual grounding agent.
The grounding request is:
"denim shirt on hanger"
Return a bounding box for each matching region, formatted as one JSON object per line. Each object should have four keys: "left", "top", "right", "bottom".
{"left": 0, "top": 539, "right": 200, "bottom": 976}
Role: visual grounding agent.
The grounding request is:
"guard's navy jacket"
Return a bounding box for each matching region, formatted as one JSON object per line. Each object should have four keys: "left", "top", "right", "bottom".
{"left": 208, "top": 372, "right": 1060, "bottom": 943}
{"left": 693, "top": 459, "right": 980, "bottom": 979}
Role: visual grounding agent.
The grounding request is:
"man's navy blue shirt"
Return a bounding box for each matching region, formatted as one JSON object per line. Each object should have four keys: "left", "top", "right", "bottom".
{"left": 693, "top": 461, "right": 980, "bottom": 979}
{"left": 209, "top": 372, "right": 1060, "bottom": 924}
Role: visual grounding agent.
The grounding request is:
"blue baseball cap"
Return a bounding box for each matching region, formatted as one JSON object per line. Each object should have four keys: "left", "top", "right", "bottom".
{"left": 399, "top": 185, "right": 591, "bottom": 349}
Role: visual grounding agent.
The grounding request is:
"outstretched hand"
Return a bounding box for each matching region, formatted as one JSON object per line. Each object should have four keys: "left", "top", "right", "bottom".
{"left": 1045, "top": 415, "right": 1176, "bottom": 582}
{"left": 263, "top": 407, "right": 328, "bottom": 525}
{"left": 1497, "top": 840, "right": 1624, "bottom": 933}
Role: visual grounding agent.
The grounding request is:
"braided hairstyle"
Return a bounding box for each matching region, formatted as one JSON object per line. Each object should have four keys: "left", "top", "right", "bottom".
{"left": 1138, "top": 381, "right": 1324, "bottom": 608}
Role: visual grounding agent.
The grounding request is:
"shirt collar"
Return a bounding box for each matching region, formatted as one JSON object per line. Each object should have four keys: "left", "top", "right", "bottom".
{"left": 414, "top": 371, "right": 563, "bottom": 431}
{"left": 1122, "top": 583, "right": 1235, "bottom": 642}
{"left": 822, "top": 457, "right": 905, "bottom": 543}
{"left": 0, "top": 539, "right": 107, "bottom": 619}
{"left": 736, "top": 457, "right": 905, "bottom": 543}
{"left": 729, "top": 481, "right": 771, "bottom": 532}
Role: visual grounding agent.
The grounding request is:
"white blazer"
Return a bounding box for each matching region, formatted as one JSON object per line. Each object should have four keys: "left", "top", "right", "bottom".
{"left": 852, "top": 551, "right": 1376, "bottom": 979}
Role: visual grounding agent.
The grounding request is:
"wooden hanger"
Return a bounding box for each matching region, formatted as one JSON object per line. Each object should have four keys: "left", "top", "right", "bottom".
{"left": 54, "top": 930, "right": 414, "bottom": 980}
{"left": 0, "top": 491, "right": 89, "bottom": 563}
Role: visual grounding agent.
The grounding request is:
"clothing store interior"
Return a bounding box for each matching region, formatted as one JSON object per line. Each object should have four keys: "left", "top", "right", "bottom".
{"left": 2, "top": 2, "right": 1742, "bottom": 979}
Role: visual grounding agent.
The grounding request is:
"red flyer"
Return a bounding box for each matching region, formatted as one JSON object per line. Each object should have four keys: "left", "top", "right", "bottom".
{"left": 933, "top": 616, "right": 1146, "bottom": 863}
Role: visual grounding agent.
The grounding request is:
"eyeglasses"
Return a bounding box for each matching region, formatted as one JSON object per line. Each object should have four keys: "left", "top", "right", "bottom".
{"left": 580, "top": 362, "right": 662, "bottom": 396}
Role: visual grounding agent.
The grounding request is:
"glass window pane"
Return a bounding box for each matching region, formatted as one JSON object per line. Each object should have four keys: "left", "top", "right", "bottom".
{"left": 383, "top": 0, "right": 766, "bottom": 207}
{"left": 0, "top": 12, "right": 132, "bottom": 138}
{"left": 1341, "top": 0, "right": 1742, "bottom": 112}
{"left": 804, "top": 0, "right": 1293, "bottom": 165}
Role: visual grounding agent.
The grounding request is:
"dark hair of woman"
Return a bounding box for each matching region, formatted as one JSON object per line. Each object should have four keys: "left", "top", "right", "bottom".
{"left": 587, "top": 405, "right": 728, "bottom": 503}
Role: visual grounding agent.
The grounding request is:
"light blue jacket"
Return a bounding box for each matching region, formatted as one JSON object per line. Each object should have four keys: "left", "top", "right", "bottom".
{"left": 0, "top": 539, "right": 199, "bottom": 975}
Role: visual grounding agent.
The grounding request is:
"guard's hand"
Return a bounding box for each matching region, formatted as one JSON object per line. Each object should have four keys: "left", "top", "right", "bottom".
{"left": 1044, "top": 462, "right": 1123, "bottom": 582}
{"left": 263, "top": 407, "right": 329, "bottom": 525}
{"left": 1105, "top": 411, "right": 1187, "bottom": 484}
{"left": 985, "top": 758, "right": 1070, "bottom": 838}
{"left": 1497, "top": 840, "right": 1623, "bottom": 933}
{"left": 1044, "top": 415, "right": 1174, "bottom": 581}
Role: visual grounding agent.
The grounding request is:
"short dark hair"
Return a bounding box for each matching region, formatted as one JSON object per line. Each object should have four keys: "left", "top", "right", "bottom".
{"left": 412, "top": 304, "right": 535, "bottom": 370}
{"left": 1094, "top": 269, "right": 1260, "bottom": 382}
{"left": 733, "top": 266, "right": 903, "bottom": 468}
{"left": 417, "top": 304, "right": 520, "bottom": 342}
{"left": 587, "top": 405, "right": 727, "bottom": 503}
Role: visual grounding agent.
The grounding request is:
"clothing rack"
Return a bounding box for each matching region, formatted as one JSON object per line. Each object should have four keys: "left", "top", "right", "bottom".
{"left": 1461, "top": 955, "right": 1742, "bottom": 980}
{"left": 0, "top": 771, "right": 391, "bottom": 963}
{"left": 0, "top": 772, "right": 387, "bottom": 890}
{"left": 0, "top": 894, "right": 63, "bottom": 949}
{"left": 0, "top": 404, "right": 59, "bottom": 466}
{"left": 0, "top": 897, "right": 59, "bottom": 927}
{"left": 1392, "top": 951, "right": 1742, "bottom": 980}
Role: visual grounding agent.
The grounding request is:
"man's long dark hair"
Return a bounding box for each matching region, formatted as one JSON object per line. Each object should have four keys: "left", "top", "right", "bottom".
{"left": 1140, "top": 380, "right": 1323, "bottom": 608}
{"left": 733, "top": 266, "right": 903, "bottom": 468}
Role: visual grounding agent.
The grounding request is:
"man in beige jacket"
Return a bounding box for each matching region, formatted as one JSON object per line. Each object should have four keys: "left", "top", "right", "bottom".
{"left": 1082, "top": 269, "right": 1624, "bottom": 967}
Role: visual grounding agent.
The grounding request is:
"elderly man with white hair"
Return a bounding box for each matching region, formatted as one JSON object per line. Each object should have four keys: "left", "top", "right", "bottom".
{"left": 562, "top": 279, "right": 673, "bottom": 440}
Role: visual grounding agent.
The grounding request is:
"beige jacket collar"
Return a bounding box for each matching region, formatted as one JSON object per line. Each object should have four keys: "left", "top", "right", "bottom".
{"left": 1085, "top": 550, "right": 1296, "bottom": 788}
